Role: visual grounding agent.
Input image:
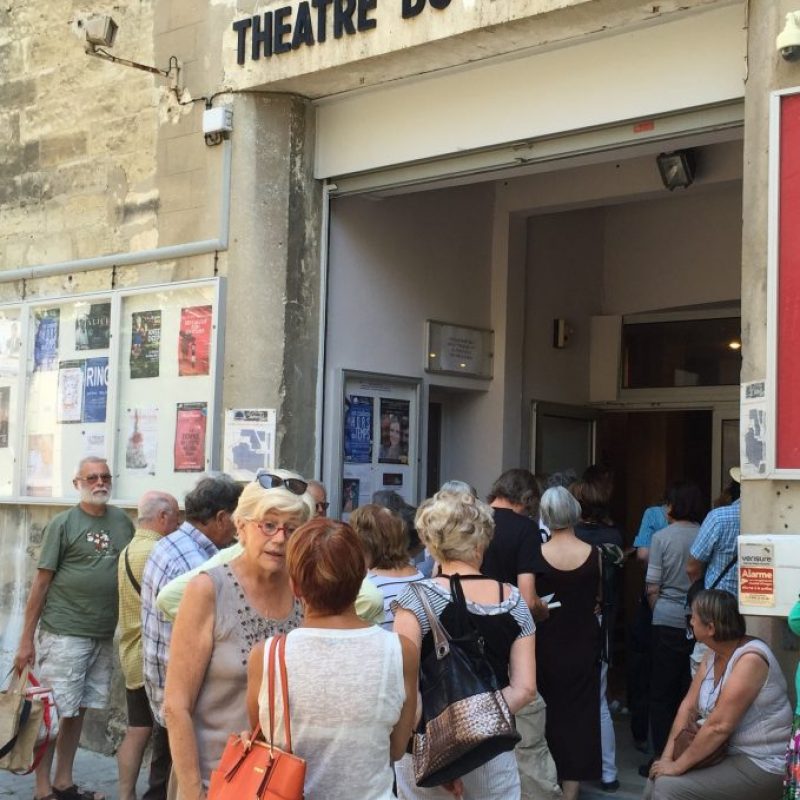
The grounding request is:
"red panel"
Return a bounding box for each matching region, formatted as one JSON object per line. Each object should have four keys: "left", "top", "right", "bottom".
{"left": 777, "top": 93, "right": 800, "bottom": 468}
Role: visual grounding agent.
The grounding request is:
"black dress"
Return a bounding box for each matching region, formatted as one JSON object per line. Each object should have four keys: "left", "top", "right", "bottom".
{"left": 535, "top": 549, "right": 602, "bottom": 781}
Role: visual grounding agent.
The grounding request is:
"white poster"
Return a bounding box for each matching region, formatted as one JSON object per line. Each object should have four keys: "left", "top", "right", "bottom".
{"left": 125, "top": 407, "right": 159, "bottom": 474}
{"left": 223, "top": 409, "right": 276, "bottom": 481}
{"left": 57, "top": 360, "right": 85, "bottom": 424}
{"left": 81, "top": 430, "right": 106, "bottom": 460}
{"left": 741, "top": 380, "right": 767, "bottom": 478}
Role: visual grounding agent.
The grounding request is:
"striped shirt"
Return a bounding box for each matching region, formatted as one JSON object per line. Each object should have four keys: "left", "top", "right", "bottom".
{"left": 367, "top": 570, "right": 425, "bottom": 630}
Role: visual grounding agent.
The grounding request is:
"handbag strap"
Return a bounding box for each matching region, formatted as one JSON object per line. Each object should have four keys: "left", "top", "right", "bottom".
{"left": 267, "top": 634, "right": 293, "bottom": 753}
{"left": 410, "top": 583, "right": 451, "bottom": 659}
{"left": 124, "top": 548, "right": 141, "bottom": 596}
{"left": 709, "top": 555, "right": 737, "bottom": 590}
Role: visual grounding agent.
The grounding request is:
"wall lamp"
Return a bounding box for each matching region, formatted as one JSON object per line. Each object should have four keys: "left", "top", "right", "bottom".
{"left": 82, "top": 14, "right": 181, "bottom": 87}
{"left": 656, "top": 150, "right": 696, "bottom": 191}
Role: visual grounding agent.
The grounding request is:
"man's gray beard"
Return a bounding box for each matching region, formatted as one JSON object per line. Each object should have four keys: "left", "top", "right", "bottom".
{"left": 81, "top": 488, "right": 109, "bottom": 506}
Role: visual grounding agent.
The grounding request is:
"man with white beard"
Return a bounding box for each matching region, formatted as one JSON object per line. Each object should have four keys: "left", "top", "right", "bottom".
{"left": 14, "top": 456, "right": 135, "bottom": 800}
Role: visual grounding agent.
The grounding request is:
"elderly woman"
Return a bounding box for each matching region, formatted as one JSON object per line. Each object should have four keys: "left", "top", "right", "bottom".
{"left": 393, "top": 487, "right": 537, "bottom": 799}
{"left": 646, "top": 589, "right": 792, "bottom": 800}
{"left": 246, "top": 518, "right": 418, "bottom": 799}
{"left": 351, "top": 503, "right": 425, "bottom": 630}
{"left": 536, "top": 486, "right": 602, "bottom": 800}
{"left": 163, "top": 471, "right": 314, "bottom": 800}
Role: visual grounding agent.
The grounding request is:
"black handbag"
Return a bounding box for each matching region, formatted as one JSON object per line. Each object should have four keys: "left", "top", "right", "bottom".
{"left": 410, "top": 576, "right": 520, "bottom": 787}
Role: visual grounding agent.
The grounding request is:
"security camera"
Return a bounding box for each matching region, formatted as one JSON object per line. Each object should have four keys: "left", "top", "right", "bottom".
{"left": 777, "top": 12, "right": 800, "bottom": 62}
{"left": 83, "top": 14, "right": 118, "bottom": 50}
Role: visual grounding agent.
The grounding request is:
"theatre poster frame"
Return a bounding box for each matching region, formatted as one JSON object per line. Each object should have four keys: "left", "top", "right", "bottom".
{"left": 0, "top": 277, "right": 225, "bottom": 506}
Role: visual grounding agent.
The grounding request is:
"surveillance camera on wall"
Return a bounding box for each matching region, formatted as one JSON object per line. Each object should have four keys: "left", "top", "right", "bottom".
{"left": 777, "top": 11, "right": 800, "bottom": 62}
{"left": 84, "top": 14, "right": 118, "bottom": 50}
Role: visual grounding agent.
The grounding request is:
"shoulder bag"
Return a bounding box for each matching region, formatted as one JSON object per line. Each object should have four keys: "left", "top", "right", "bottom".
{"left": 411, "top": 576, "right": 520, "bottom": 788}
{"left": 685, "top": 554, "right": 738, "bottom": 639}
{"left": 208, "top": 635, "right": 306, "bottom": 800}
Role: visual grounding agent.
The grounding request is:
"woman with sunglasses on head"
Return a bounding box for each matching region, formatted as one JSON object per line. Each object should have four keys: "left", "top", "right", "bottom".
{"left": 163, "top": 470, "right": 313, "bottom": 800}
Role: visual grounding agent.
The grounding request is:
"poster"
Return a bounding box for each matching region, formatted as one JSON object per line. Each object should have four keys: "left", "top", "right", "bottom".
{"left": 174, "top": 402, "right": 207, "bottom": 472}
{"left": 178, "top": 305, "right": 212, "bottom": 376}
{"left": 0, "top": 317, "right": 22, "bottom": 377}
{"left": 125, "top": 407, "right": 159, "bottom": 473}
{"left": 342, "top": 478, "right": 360, "bottom": 514}
{"left": 741, "top": 380, "right": 767, "bottom": 478}
{"left": 26, "top": 433, "right": 53, "bottom": 496}
{"left": 33, "top": 309, "right": 60, "bottom": 372}
{"left": 378, "top": 398, "right": 410, "bottom": 464}
{"left": 83, "top": 357, "right": 109, "bottom": 424}
{"left": 223, "top": 408, "right": 276, "bottom": 479}
{"left": 739, "top": 542, "right": 775, "bottom": 607}
{"left": 130, "top": 310, "right": 161, "bottom": 379}
{"left": 344, "top": 395, "right": 373, "bottom": 463}
{"left": 81, "top": 430, "right": 106, "bottom": 460}
{"left": 57, "top": 360, "right": 85, "bottom": 424}
{"left": 75, "top": 302, "right": 111, "bottom": 350}
{"left": 0, "top": 386, "right": 8, "bottom": 448}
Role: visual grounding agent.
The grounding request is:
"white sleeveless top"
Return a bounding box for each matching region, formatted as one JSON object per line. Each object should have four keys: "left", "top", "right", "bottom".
{"left": 697, "top": 638, "right": 792, "bottom": 774}
{"left": 258, "top": 626, "right": 405, "bottom": 800}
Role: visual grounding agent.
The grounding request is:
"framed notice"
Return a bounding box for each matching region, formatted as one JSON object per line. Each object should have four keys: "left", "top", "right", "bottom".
{"left": 425, "top": 320, "right": 493, "bottom": 380}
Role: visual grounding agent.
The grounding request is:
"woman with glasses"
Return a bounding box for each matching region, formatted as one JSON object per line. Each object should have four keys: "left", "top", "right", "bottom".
{"left": 163, "top": 470, "right": 313, "bottom": 800}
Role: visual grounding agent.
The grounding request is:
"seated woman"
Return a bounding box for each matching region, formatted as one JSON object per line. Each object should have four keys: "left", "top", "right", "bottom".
{"left": 351, "top": 503, "right": 425, "bottom": 630}
{"left": 247, "top": 518, "right": 418, "bottom": 800}
{"left": 393, "top": 487, "right": 537, "bottom": 799}
{"left": 646, "top": 589, "right": 792, "bottom": 800}
{"left": 163, "top": 473, "right": 313, "bottom": 800}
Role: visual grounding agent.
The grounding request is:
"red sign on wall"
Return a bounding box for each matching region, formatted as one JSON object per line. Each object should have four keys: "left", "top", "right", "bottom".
{"left": 776, "top": 92, "right": 800, "bottom": 469}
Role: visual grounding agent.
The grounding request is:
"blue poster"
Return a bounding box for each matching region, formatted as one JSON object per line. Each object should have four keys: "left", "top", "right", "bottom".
{"left": 344, "top": 395, "right": 373, "bottom": 463}
{"left": 83, "top": 357, "right": 109, "bottom": 423}
{"left": 33, "top": 309, "right": 60, "bottom": 371}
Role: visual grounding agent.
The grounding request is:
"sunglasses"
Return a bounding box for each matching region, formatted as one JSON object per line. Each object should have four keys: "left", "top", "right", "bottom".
{"left": 316, "top": 501, "right": 330, "bottom": 513}
{"left": 78, "top": 473, "right": 113, "bottom": 484}
{"left": 255, "top": 472, "right": 308, "bottom": 496}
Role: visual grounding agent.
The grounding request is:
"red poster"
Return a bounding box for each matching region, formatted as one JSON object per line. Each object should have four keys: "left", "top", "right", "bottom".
{"left": 178, "top": 305, "right": 212, "bottom": 377}
{"left": 174, "top": 402, "right": 207, "bottom": 472}
{"left": 777, "top": 93, "right": 800, "bottom": 468}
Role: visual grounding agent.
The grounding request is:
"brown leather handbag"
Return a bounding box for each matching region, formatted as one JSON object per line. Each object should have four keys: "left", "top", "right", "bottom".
{"left": 672, "top": 719, "right": 727, "bottom": 770}
{"left": 208, "top": 635, "right": 306, "bottom": 800}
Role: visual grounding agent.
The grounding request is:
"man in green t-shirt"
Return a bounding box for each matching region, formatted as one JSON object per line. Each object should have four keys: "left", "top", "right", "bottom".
{"left": 14, "top": 456, "right": 135, "bottom": 800}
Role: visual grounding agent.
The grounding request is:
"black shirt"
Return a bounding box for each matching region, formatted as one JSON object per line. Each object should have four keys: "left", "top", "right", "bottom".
{"left": 481, "top": 507, "right": 546, "bottom": 586}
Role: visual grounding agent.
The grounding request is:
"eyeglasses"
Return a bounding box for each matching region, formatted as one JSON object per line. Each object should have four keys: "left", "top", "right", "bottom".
{"left": 78, "top": 473, "right": 112, "bottom": 484}
{"left": 316, "top": 501, "right": 330, "bottom": 513}
{"left": 254, "top": 520, "right": 298, "bottom": 538}
{"left": 255, "top": 472, "right": 308, "bottom": 496}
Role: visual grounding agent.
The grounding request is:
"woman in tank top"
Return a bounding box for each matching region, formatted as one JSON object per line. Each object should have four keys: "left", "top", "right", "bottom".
{"left": 247, "top": 518, "right": 418, "bottom": 800}
{"left": 163, "top": 471, "right": 314, "bottom": 799}
{"left": 392, "top": 486, "right": 537, "bottom": 800}
{"left": 646, "top": 589, "right": 792, "bottom": 800}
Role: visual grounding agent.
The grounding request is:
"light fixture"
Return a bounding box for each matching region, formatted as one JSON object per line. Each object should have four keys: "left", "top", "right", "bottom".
{"left": 728, "top": 339, "right": 742, "bottom": 351}
{"left": 657, "top": 150, "right": 696, "bottom": 191}
{"left": 82, "top": 14, "right": 180, "bottom": 86}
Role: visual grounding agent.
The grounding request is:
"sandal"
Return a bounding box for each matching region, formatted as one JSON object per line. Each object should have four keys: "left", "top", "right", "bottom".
{"left": 52, "top": 786, "right": 105, "bottom": 800}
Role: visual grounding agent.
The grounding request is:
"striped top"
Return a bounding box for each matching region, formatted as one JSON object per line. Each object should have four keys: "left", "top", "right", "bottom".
{"left": 367, "top": 570, "right": 425, "bottom": 630}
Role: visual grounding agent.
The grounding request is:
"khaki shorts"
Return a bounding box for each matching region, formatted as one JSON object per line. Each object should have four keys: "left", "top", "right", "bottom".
{"left": 37, "top": 630, "right": 113, "bottom": 718}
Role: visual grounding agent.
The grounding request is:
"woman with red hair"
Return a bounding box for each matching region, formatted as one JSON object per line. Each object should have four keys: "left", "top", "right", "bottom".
{"left": 246, "top": 518, "right": 418, "bottom": 799}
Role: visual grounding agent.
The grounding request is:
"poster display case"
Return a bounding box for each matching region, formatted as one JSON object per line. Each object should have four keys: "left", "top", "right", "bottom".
{"left": 1, "top": 278, "right": 223, "bottom": 505}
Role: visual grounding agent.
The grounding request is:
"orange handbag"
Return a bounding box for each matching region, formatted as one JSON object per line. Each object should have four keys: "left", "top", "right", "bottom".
{"left": 208, "top": 635, "right": 306, "bottom": 800}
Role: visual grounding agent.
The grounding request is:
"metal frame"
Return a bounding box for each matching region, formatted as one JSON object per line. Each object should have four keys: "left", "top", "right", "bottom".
{"left": 0, "top": 277, "right": 224, "bottom": 507}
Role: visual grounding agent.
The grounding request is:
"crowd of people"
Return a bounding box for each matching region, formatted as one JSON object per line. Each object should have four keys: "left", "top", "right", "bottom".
{"left": 8, "top": 455, "right": 798, "bottom": 800}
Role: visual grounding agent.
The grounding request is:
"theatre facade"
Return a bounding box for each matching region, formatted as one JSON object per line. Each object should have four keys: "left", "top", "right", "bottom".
{"left": 2, "top": 0, "right": 800, "bottom": 726}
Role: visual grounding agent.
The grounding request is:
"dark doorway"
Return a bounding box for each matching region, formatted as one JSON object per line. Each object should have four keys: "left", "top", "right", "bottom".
{"left": 426, "top": 402, "right": 442, "bottom": 497}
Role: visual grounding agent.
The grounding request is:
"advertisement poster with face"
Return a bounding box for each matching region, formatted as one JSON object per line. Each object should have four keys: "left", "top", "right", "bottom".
{"left": 378, "top": 398, "right": 410, "bottom": 464}
{"left": 178, "top": 305, "right": 212, "bottom": 376}
{"left": 75, "top": 302, "right": 111, "bottom": 351}
{"left": 33, "top": 309, "right": 60, "bottom": 372}
{"left": 130, "top": 310, "right": 162, "bottom": 379}
{"left": 174, "top": 402, "right": 207, "bottom": 472}
{"left": 57, "top": 360, "right": 85, "bottom": 424}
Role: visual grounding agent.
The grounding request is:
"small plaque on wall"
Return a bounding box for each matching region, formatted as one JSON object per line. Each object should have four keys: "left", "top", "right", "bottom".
{"left": 426, "top": 321, "right": 493, "bottom": 380}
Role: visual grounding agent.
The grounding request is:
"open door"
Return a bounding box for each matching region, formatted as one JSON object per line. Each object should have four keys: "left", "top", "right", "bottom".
{"left": 530, "top": 401, "right": 599, "bottom": 479}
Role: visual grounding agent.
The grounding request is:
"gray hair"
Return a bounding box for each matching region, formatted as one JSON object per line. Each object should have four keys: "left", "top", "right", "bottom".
{"left": 75, "top": 456, "right": 108, "bottom": 477}
{"left": 184, "top": 474, "right": 243, "bottom": 524}
{"left": 138, "top": 492, "right": 176, "bottom": 524}
{"left": 439, "top": 480, "right": 478, "bottom": 497}
{"left": 540, "top": 486, "right": 581, "bottom": 531}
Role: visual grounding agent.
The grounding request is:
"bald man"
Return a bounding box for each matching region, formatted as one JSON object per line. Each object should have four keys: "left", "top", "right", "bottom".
{"left": 308, "top": 480, "right": 329, "bottom": 517}
{"left": 117, "top": 491, "right": 179, "bottom": 800}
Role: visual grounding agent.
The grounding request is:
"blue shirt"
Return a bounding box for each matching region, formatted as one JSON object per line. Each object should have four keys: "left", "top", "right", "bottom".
{"left": 633, "top": 505, "right": 669, "bottom": 549}
{"left": 689, "top": 500, "right": 740, "bottom": 596}
{"left": 140, "top": 522, "right": 219, "bottom": 725}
